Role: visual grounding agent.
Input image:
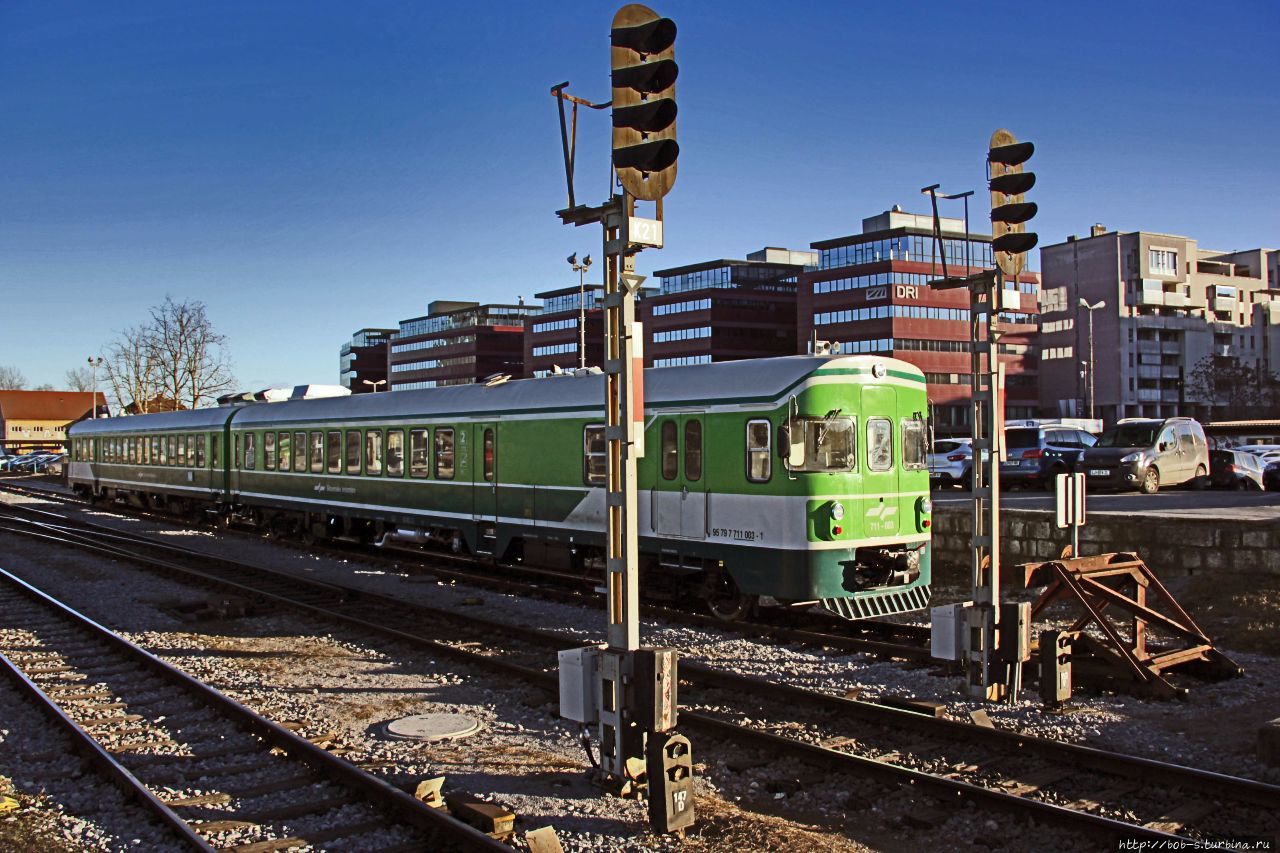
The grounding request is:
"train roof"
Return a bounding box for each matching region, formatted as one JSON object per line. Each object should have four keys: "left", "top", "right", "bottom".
{"left": 71, "top": 355, "right": 924, "bottom": 433}
{"left": 230, "top": 355, "right": 923, "bottom": 426}
{"left": 69, "top": 405, "right": 239, "bottom": 436}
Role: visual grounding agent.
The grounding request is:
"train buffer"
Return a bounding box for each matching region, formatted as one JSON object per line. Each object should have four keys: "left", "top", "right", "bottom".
{"left": 1020, "top": 550, "right": 1242, "bottom": 699}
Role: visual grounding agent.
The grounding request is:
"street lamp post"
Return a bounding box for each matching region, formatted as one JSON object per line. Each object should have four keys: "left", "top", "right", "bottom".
{"left": 1078, "top": 298, "right": 1106, "bottom": 421}
{"left": 87, "top": 356, "right": 104, "bottom": 418}
{"left": 567, "top": 253, "right": 593, "bottom": 370}
{"left": 362, "top": 379, "right": 386, "bottom": 393}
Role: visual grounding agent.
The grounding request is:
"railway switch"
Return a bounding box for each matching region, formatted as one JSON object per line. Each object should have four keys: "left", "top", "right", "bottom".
{"left": 647, "top": 733, "right": 695, "bottom": 833}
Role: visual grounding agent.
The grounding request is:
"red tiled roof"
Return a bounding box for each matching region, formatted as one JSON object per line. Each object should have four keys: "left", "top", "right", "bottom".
{"left": 0, "top": 390, "right": 106, "bottom": 421}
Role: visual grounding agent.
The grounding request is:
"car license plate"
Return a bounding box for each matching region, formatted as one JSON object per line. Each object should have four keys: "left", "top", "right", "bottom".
{"left": 1089, "top": 469, "right": 1108, "bottom": 476}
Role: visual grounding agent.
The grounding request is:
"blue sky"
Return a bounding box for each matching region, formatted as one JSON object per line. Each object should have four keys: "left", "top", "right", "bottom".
{"left": 3, "top": 1, "right": 1277, "bottom": 391}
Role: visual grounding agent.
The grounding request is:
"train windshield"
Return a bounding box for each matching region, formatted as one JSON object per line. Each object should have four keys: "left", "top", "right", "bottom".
{"left": 790, "top": 416, "right": 856, "bottom": 472}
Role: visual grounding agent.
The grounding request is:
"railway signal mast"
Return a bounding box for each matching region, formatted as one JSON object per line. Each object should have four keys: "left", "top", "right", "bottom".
{"left": 553, "top": 4, "right": 694, "bottom": 834}
{"left": 926, "top": 129, "right": 1038, "bottom": 700}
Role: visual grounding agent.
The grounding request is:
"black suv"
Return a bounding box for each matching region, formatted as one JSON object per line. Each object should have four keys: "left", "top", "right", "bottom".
{"left": 1000, "top": 425, "right": 1097, "bottom": 490}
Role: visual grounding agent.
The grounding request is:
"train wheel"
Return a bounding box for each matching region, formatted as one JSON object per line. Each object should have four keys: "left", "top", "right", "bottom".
{"left": 706, "top": 575, "right": 757, "bottom": 622}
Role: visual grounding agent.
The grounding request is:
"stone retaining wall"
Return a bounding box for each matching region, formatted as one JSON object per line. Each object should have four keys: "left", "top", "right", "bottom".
{"left": 930, "top": 505, "right": 1280, "bottom": 577}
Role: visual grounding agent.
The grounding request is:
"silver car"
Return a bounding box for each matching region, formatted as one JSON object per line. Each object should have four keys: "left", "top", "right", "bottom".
{"left": 928, "top": 438, "right": 973, "bottom": 489}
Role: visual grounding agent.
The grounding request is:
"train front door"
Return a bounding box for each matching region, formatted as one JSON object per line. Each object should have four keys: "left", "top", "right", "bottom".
{"left": 472, "top": 423, "right": 498, "bottom": 530}
{"left": 652, "top": 413, "right": 707, "bottom": 539}
{"left": 861, "top": 386, "right": 902, "bottom": 538}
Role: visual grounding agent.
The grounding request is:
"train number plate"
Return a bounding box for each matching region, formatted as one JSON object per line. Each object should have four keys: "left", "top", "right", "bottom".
{"left": 1089, "top": 469, "right": 1109, "bottom": 477}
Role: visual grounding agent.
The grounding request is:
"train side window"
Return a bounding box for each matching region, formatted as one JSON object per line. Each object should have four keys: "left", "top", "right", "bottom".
{"left": 211, "top": 435, "right": 219, "bottom": 467}
{"left": 263, "top": 432, "right": 276, "bottom": 470}
{"left": 434, "top": 428, "right": 455, "bottom": 479}
{"left": 661, "top": 420, "right": 678, "bottom": 480}
{"left": 188, "top": 435, "right": 197, "bottom": 468}
{"left": 482, "top": 429, "right": 494, "bottom": 482}
{"left": 901, "top": 418, "right": 927, "bottom": 470}
{"left": 277, "top": 432, "right": 290, "bottom": 472}
{"left": 684, "top": 420, "right": 702, "bottom": 481}
{"left": 151, "top": 436, "right": 161, "bottom": 464}
{"left": 387, "top": 429, "right": 405, "bottom": 478}
{"left": 746, "top": 419, "right": 771, "bottom": 482}
{"left": 241, "top": 433, "right": 252, "bottom": 470}
{"left": 409, "top": 429, "right": 430, "bottom": 478}
{"left": 141, "top": 436, "right": 150, "bottom": 465}
{"left": 309, "top": 431, "right": 324, "bottom": 473}
{"left": 867, "top": 418, "right": 893, "bottom": 472}
{"left": 294, "top": 432, "right": 307, "bottom": 472}
{"left": 196, "top": 435, "right": 206, "bottom": 467}
{"left": 366, "top": 430, "right": 384, "bottom": 476}
{"left": 169, "top": 435, "right": 178, "bottom": 466}
{"left": 327, "top": 431, "right": 342, "bottom": 474}
{"left": 583, "top": 424, "right": 606, "bottom": 485}
{"left": 345, "top": 430, "right": 361, "bottom": 475}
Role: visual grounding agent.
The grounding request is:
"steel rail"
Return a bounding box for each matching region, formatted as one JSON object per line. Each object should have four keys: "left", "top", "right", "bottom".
{"left": 0, "top": 648, "right": 215, "bottom": 852}
{"left": 0, "top": 565, "right": 508, "bottom": 852}
{"left": 4, "top": 511, "right": 1275, "bottom": 843}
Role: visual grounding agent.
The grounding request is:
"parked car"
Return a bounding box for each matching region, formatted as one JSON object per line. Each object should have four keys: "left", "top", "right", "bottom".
{"left": 1079, "top": 417, "right": 1209, "bottom": 494}
{"left": 1264, "top": 461, "right": 1280, "bottom": 491}
{"left": 1209, "top": 449, "right": 1265, "bottom": 490}
{"left": 1237, "top": 444, "right": 1280, "bottom": 457}
{"left": 1000, "top": 425, "right": 1097, "bottom": 490}
{"left": 928, "top": 438, "right": 973, "bottom": 489}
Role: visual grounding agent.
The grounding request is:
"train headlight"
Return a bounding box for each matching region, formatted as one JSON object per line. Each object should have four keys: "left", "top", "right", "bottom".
{"left": 830, "top": 501, "right": 845, "bottom": 521}
{"left": 919, "top": 497, "right": 932, "bottom": 514}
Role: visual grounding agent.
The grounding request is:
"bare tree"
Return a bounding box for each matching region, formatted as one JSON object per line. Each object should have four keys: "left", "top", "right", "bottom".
{"left": 100, "top": 297, "right": 236, "bottom": 413}
{"left": 103, "top": 323, "right": 160, "bottom": 414}
{"left": 146, "top": 296, "right": 236, "bottom": 409}
{"left": 32, "top": 383, "right": 54, "bottom": 391}
{"left": 65, "top": 366, "right": 95, "bottom": 392}
{"left": 0, "top": 365, "right": 27, "bottom": 389}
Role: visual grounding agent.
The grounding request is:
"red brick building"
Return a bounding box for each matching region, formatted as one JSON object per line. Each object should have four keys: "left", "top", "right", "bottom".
{"left": 800, "top": 208, "right": 1040, "bottom": 431}
{"left": 524, "top": 284, "right": 605, "bottom": 377}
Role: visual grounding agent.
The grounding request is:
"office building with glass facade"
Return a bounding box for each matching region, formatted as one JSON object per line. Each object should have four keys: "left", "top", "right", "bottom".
{"left": 644, "top": 247, "right": 815, "bottom": 368}
{"left": 524, "top": 284, "right": 606, "bottom": 377}
{"left": 339, "top": 328, "right": 397, "bottom": 393}
{"left": 800, "top": 208, "right": 1040, "bottom": 431}
{"left": 388, "top": 301, "right": 540, "bottom": 390}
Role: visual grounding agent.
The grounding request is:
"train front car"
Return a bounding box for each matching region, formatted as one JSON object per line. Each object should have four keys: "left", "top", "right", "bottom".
{"left": 647, "top": 355, "right": 932, "bottom": 620}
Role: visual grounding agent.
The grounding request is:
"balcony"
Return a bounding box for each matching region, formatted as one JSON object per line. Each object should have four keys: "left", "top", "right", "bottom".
{"left": 1163, "top": 292, "right": 1188, "bottom": 307}
{"left": 1162, "top": 366, "right": 1182, "bottom": 380}
{"left": 1212, "top": 297, "right": 1236, "bottom": 312}
{"left": 1161, "top": 342, "right": 1182, "bottom": 354}
{"left": 1136, "top": 389, "right": 1161, "bottom": 402}
{"left": 1134, "top": 290, "right": 1165, "bottom": 307}
{"left": 1137, "top": 340, "right": 1162, "bottom": 354}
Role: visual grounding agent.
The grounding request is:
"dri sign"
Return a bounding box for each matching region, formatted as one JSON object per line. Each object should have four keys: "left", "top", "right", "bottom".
{"left": 896, "top": 284, "right": 920, "bottom": 300}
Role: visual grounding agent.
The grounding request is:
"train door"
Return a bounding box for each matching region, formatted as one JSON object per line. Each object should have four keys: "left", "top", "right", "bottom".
{"left": 652, "top": 413, "right": 707, "bottom": 539}
{"left": 861, "top": 386, "right": 902, "bottom": 537}
{"left": 472, "top": 423, "right": 498, "bottom": 529}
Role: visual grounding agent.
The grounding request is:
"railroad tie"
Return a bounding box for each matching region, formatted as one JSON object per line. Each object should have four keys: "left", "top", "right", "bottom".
{"left": 1066, "top": 782, "right": 1140, "bottom": 812}
{"left": 1001, "top": 767, "right": 1073, "bottom": 797}
{"left": 1143, "top": 799, "right": 1219, "bottom": 834}
{"left": 225, "top": 837, "right": 309, "bottom": 853}
{"left": 163, "top": 792, "right": 233, "bottom": 808}
{"left": 284, "top": 818, "right": 389, "bottom": 846}
{"left": 222, "top": 772, "right": 319, "bottom": 799}
{"left": 238, "top": 793, "right": 353, "bottom": 823}
{"left": 107, "top": 737, "right": 179, "bottom": 753}
{"left": 878, "top": 740, "right": 946, "bottom": 764}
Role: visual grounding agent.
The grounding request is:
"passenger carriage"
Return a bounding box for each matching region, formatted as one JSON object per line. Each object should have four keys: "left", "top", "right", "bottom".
{"left": 68, "top": 355, "right": 933, "bottom": 620}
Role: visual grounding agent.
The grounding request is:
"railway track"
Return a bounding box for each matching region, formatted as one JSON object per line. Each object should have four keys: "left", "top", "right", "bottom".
{"left": 4, "top": 496, "right": 1278, "bottom": 845}
{"left": 0, "top": 566, "right": 506, "bottom": 852}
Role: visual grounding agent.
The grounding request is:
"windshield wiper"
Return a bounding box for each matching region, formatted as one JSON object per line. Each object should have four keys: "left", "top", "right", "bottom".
{"left": 816, "top": 408, "right": 843, "bottom": 446}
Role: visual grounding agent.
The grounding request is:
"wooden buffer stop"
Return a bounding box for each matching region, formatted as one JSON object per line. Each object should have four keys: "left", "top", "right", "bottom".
{"left": 1020, "top": 550, "right": 1242, "bottom": 699}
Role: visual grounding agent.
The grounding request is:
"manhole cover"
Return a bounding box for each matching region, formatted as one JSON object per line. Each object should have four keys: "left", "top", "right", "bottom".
{"left": 384, "top": 713, "right": 482, "bottom": 742}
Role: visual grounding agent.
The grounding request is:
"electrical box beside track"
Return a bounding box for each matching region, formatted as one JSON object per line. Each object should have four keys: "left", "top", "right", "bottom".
{"left": 558, "top": 645, "right": 605, "bottom": 724}
{"left": 634, "top": 647, "right": 679, "bottom": 733}
{"left": 930, "top": 602, "right": 971, "bottom": 662}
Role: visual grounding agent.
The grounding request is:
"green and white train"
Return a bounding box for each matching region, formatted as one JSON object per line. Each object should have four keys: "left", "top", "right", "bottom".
{"left": 67, "top": 355, "right": 933, "bottom": 620}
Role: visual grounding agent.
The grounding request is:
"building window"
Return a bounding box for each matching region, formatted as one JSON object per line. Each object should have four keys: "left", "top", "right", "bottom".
{"left": 1149, "top": 248, "right": 1177, "bottom": 276}
{"left": 653, "top": 326, "right": 711, "bottom": 344}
